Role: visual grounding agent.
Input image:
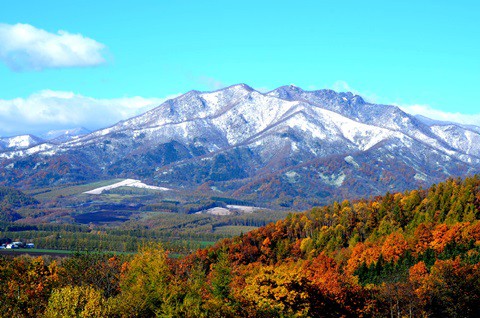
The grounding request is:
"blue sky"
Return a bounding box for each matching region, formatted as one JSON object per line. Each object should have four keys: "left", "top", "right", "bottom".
{"left": 0, "top": 0, "right": 479, "bottom": 136}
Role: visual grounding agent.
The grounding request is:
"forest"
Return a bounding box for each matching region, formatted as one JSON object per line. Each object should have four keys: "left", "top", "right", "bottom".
{"left": 1, "top": 176, "right": 480, "bottom": 317}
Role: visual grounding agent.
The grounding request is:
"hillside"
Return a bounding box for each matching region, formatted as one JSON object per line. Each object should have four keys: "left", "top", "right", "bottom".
{"left": 0, "top": 186, "right": 38, "bottom": 222}
{"left": 1, "top": 84, "right": 480, "bottom": 208}
{"left": 173, "top": 175, "right": 480, "bottom": 317}
{"left": 1, "top": 176, "right": 480, "bottom": 317}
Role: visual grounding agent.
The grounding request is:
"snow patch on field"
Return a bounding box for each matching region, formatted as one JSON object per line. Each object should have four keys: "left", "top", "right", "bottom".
{"left": 226, "top": 205, "right": 261, "bottom": 213}
{"left": 196, "top": 205, "right": 263, "bottom": 216}
{"left": 84, "top": 179, "right": 170, "bottom": 194}
{"left": 204, "top": 207, "right": 232, "bottom": 216}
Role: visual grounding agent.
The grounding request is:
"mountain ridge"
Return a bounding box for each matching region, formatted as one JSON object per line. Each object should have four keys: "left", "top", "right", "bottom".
{"left": 1, "top": 84, "right": 480, "bottom": 208}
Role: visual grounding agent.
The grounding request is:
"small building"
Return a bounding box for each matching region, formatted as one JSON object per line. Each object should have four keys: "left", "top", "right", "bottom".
{"left": 26, "top": 243, "right": 35, "bottom": 248}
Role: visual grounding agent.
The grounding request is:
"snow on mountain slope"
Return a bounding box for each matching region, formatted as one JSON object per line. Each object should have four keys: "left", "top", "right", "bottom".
{"left": 41, "top": 127, "right": 91, "bottom": 143}
{"left": 3, "top": 83, "right": 475, "bottom": 164}
{"left": 1, "top": 84, "right": 480, "bottom": 207}
{"left": 268, "top": 85, "right": 479, "bottom": 162}
{"left": 430, "top": 125, "right": 480, "bottom": 157}
{"left": 414, "top": 115, "right": 480, "bottom": 134}
{"left": 0, "top": 134, "right": 44, "bottom": 151}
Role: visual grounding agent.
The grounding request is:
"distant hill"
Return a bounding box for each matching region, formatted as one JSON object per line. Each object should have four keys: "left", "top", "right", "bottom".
{"left": 0, "top": 134, "right": 44, "bottom": 151}
{"left": 0, "top": 127, "right": 90, "bottom": 152}
{"left": 40, "top": 127, "right": 91, "bottom": 143}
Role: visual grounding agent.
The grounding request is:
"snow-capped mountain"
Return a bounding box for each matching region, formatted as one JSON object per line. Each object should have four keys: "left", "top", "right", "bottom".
{"left": 0, "top": 134, "right": 44, "bottom": 151}
{"left": 40, "top": 127, "right": 91, "bottom": 143}
{"left": 0, "top": 128, "right": 90, "bottom": 152}
{"left": 1, "top": 84, "right": 479, "bottom": 207}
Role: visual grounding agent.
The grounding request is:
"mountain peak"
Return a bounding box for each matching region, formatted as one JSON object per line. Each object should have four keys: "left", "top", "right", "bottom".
{"left": 219, "top": 83, "right": 254, "bottom": 93}
{"left": 278, "top": 84, "right": 303, "bottom": 91}
{"left": 0, "top": 134, "right": 44, "bottom": 151}
{"left": 350, "top": 94, "right": 365, "bottom": 105}
{"left": 267, "top": 84, "right": 305, "bottom": 100}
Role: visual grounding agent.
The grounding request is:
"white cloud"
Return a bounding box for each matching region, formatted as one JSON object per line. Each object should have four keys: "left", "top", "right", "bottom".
{"left": 0, "top": 91, "right": 177, "bottom": 137}
{"left": 398, "top": 104, "right": 480, "bottom": 127}
{"left": 0, "top": 23, "right": 106, "bottom": 71}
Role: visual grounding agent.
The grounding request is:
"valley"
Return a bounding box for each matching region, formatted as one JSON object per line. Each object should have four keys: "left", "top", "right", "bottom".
{"left": 0, "top": 179, "right": 291, "bottom": 254}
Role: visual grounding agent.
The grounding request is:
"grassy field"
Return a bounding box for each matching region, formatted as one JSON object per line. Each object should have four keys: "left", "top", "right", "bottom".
{"left": 25, "top": 179, "right": 124, "bottom": 201}
{"left": 1, "top": 248, "right": 75, "bottom": 254}
{"left": 0, "top": 248, "right": 76, "bottom": 258}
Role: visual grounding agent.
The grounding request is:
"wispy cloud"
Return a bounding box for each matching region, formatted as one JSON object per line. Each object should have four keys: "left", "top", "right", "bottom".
{"left": 0, "top": 23, "right": 107, "bottom": 71}
{"left": 0, "top": 91, "right": 177, "bottom": 136}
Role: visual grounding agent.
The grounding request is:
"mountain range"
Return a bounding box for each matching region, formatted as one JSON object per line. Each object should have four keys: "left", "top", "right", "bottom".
{"left": 1, "top": 84, "right": 480, "bottom": 207}
{"left": 0, "top": 127, "right": 90, "bottom": 151}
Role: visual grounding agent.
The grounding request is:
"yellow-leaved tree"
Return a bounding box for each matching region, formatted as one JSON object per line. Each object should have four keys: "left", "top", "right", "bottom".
{"left": 111, "top": 244, "right": 177, "bottom": 317}
{"left": 43, "top": 285, "right": 109, "bottom": 318}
